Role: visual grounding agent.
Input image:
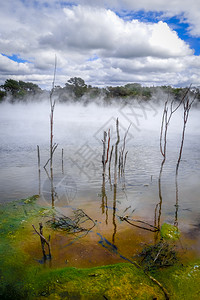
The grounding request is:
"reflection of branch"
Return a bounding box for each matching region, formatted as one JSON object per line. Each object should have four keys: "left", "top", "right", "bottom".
{"left": 43, "top": 166, "right": 56, "bottom": 208}
{"left": 124, "top": 151, "right": 128, "bottom": 173}
{"left": 101, "top": 172, "right": 106, "bottom": 214}
{"left": 112, "top": 183, "right": 117, "bottom": 243}
{"left": 120, "top": 216, "right": 159, "bottom": 232}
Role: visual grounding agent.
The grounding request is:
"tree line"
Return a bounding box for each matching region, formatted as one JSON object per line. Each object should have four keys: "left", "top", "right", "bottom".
{"left": 0, "top": 77, "right": 199, "bottom": 103}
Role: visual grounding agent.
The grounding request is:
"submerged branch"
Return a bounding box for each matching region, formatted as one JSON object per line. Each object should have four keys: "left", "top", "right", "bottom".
{"left": 119, "top": 216, "right": 159, "bottom": 232}
{"left": 32, "top": 223, "right": 51, "bottom": 259}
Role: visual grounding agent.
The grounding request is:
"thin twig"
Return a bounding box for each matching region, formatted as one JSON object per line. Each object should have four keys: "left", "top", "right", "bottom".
{"left": 32, "top": 223, "right": 51, "bottom": 259}
{"left": 120, "top": 216, "right": 159, "bottom": 232}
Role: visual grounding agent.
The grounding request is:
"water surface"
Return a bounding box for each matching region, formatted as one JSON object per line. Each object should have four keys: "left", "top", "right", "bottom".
{"left": 0, "top": 101, "right": 200, "bottom": 266}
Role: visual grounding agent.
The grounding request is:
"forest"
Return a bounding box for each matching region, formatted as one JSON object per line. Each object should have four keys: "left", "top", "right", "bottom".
{"left": 1, "top": 77, "right": 200, "bottom": 104}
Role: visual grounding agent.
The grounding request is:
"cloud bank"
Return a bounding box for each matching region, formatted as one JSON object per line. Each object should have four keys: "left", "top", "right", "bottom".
{"left": 0, "top": 1, "right": 200, "bottom": 88}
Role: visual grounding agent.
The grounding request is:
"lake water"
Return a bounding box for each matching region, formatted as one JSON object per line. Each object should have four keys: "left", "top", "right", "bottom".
{"left": 0, "top": 100, "right": 200, "bottom": 267}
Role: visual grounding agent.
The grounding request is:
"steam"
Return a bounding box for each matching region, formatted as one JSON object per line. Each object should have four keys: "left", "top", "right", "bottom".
{"left": 0, "top": 96, "right": 199, "bottom": 149}
{"left": 0, "top": 96, "right": 199, "bottom": 203}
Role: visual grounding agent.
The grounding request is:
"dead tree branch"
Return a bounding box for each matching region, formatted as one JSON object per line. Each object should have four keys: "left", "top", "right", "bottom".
{"left": 120, "top": 123, "right": 131, "bottom": 175}
{"left": 114, "top": 118, "right": 120, "bottom": 185}
{"left": 174, "top": 92, "right": 196, "bottom": 226}
{"left": 44, "top": 55, "right": 58, "bottom": 169}
{"left": 155, "top": 86, "right": 192, "bottom": 233}
{"left": 32, "top": 223, "right": 51, "bottom": 259}
{"left": 105, "top": 129, "right": 110, "bottom": 165}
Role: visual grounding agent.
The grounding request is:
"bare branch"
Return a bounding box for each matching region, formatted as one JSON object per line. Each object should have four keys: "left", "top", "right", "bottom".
{"left": 32, "top": 223, "right": 51, "bottom": 259}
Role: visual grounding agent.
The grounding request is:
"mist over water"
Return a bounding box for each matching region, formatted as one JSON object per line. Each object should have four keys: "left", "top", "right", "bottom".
{"left": 0, "top": 99, "right": 199, "bottom": 191}
{"left": 0, "top": 99, "right": 200, "bottom": 251}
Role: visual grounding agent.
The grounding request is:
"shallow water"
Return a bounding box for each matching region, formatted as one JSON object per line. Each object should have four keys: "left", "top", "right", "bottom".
{"left": 0, "top": 101, "right": 200, "bottom": 266}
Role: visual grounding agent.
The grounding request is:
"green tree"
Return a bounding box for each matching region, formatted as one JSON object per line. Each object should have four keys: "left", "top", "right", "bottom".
{"left": 65, "top": 77, "right": 87, "bottom": 99}
{"left": 0, "top": 90, "right": 6, "bottom": 101}
{"left": 2, "top": 79, "right": 20, "bottom": 97}
{"left": 1, "top": 79, "right": 41, "bottom": 100}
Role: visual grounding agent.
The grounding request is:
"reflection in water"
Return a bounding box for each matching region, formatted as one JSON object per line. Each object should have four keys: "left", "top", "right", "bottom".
{"left": 120, "top": 216, "right": 158, "bottom": 232}
{"left": 112, "top": 183, "right": 117, "bottom": 244}
{"left": 44, "top": 166, "right": 56, "bottom": 208}
{"left": 97, "top": 232, "right": 135, "bottom": 265}
{"left": 1, "top": 99, "right": 200, "bottom": 267}
{"left": 155, "top": 89, "right": 195, "bottom": 240}
{"left": 100, "top": 119, "right": 132, "bottom": 244}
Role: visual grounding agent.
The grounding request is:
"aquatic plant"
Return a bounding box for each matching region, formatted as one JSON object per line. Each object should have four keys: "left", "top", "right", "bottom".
{"left": 160, "top": 223, "right": 180, "bottom": 241}
{"left": 139, "top": 241, "right": 178, "bottom": 271}
{"left": 46, "top": 208, "right": 96, "bottom": 234}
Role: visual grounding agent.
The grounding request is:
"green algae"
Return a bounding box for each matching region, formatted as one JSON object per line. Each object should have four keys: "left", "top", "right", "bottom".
{"left": 0, "top": 195, "right": 41, "bottom": 299}
{"left": 0, "top": 196, "right": 200, "bottom": 300}
{"left": 153, "top": 260, "right": 200, "bottom": 300}
{"left": 160, "top": 223, "right": 180, "bottom": 241}
{"left": 30, "top": 263, "right": 165, "bottom": 300}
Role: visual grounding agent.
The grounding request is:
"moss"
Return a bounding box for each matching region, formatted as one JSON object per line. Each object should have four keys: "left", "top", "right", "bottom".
{"left": 0, "top": 197, "right": 200, "bottom": 300}
{"left": 0, "top": 195, "right": 165, "bottom": 299}
{"left": 32, "top": 263, "right": 165, "bottom": 299}
{"left": 152, "top": 260, "right": 200, "bottom": 300}
{"left": 160, "top": 223, "right": 180, "bottom": 241}
{"left": 0, "top": 195, "right": 42, "bottom": 299}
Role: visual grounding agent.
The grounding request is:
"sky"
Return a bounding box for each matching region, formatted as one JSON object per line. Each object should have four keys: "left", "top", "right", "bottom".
{"left": 1, "top": 0, "right": 200, "bottom": 89}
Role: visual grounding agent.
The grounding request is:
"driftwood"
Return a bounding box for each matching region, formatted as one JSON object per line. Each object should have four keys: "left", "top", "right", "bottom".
{"left": 32, "top": 223, "right": 51, "bottom": 260}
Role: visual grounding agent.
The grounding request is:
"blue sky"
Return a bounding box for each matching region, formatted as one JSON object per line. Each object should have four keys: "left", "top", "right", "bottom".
{"left": 117, "top": 10, "right": 200, "bottom": 55}
{"left": 1, "top": 54, "right": 30, "bottom": 64}
{"left": 0, "top": 0, "right": 200, "bottom": 88}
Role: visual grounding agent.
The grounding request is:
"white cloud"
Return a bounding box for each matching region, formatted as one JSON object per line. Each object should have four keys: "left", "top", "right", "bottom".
{"left": 39, "top": 6, "right": 192, "bottom": 59}
{"left": 0, "top": 1, "right": 200, "bottom": 88}
{"left": 70, "top": 0, "right": 200, "bottom": 37}
{"left": 0, "top": 54, "right": 31, "bottom": 75}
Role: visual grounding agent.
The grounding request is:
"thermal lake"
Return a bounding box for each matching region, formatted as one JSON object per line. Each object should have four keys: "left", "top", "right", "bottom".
{"left": 0, "top": 100, "right": 200, "bottom": 267}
